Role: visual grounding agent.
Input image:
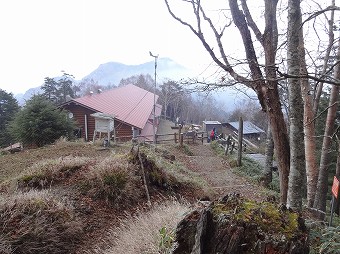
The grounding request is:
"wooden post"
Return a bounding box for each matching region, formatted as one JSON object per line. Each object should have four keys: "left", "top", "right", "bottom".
{"left": 179, "top": 125, "right": 183, "bottom": 146}
{"left": 231, "top": 141, "right": 235, "bottom": 154}
{"left": 174, "top": 132, "right": 177, "bottom": 143}
{"left": 137, "top": 146, "right": 151, "bottom": 206}
{"left": 237, "top": 117, "right": 243, "bottom": 166}
{"left": 225, "top": 135, "right": 232, "bottom": 155}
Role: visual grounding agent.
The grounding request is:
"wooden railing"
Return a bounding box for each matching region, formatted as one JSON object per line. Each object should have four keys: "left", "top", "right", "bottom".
{"left": 113, "top": 131, "right": 206, "bottom": 146}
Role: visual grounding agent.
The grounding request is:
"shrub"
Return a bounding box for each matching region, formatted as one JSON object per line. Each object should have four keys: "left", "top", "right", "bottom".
{"left": 130, "top": 147, "right": 208, "bottom": 197}
{"left": 9, "top": 95, "right": 75, "bottom": 147}
{"left": 176, "top": 144, "right": 194, "bottom": 156}
{"left": 79, "top": 157, "right": 140, "bottom": 205}
{"left": 319, "top": 226, "right": 340, "bottom": 253}
{"left": 159, "top": 226, "right": 175, "bottom": 253}
{"left": 0, "top": 190, "right": 83, "bottom": 254}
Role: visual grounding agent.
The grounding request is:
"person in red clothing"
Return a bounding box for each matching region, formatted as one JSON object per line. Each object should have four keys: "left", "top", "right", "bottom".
{"left": 210, "top": 127, "right": 216, "bottom": 141}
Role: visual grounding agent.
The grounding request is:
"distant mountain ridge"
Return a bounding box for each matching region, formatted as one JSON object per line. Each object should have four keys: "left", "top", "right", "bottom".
{"left": 15, "top": 58, "right": 191, "bottom": 105}
{"left": 14, "top": 58, "right": 254, "bottom": 112}
{"left": 81, "top": 57, "right": 191, "bottom": 87}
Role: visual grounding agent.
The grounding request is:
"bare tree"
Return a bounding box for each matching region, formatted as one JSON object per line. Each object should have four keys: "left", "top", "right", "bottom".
{"left": 286, "top": 0, "right": 305, "bottom": 211}
{"left": 312, "top": 0, "right": 336, "bottom": 117}
{"left": 119, "top": 74, "right": 155, "bottom": 92}
{"left": 164, "top": 0, "right": 290, "bottom": 203}
{"left": 313, "top": 34, "right": 340, "bottom": 218}
{"left": 77, "top": 78, "right": 104, "bottom": 96}
{"left": 159, "top": 80, "right": 183, "bottom": 120}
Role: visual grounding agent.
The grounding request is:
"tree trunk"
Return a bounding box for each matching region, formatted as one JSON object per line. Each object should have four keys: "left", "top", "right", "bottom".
{"left": 262, "top": 124, "right": 274, "bottom": 187}
{"left": 237, "top": 117, "right": 243, "bottom": 167}
{"left": 302, "top": 84, "right": 315, "bottom": 206}
{"left": 229, "top": 0, "right": 290, "bottom": 204}
{"left": 262, "top": 0, "right": 290, "bottom": 204}
{"left": 294, "top": 1, "right": 318, "bottom": 208}
{"left": 334, "top": 141, "right": 340, "bottom": 215}
{"left": 313, "top": 40, "right": 340, "bottom": 217}
{"left": 287, "top": 0, "right": 306, "bottom": 211}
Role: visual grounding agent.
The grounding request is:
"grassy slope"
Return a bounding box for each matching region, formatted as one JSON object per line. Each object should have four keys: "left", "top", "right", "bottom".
{"left": 0, "top": 140, "right": 204, "bottom": 254}
{"left": 0, "top": 141, "right": 113, "bottom": 182}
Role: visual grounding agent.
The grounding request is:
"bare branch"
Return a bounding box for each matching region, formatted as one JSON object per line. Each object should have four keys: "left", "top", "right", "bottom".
{"left": 240, "top": 0, "right": 263, "bottom": 45}
{"left": 276, "top": 66, "right": 340, "bottom": 86}
{"left": 305, "top": 101, "right": 339, "bottom": 126}
{"left": 302, "top": 5, "right": 340, "bottom": 26}
{"left": 164, "top": 0, "right": 251, "bottom": 86}
{"left": 313, "top": 0, "right": 336, "bottom": 116}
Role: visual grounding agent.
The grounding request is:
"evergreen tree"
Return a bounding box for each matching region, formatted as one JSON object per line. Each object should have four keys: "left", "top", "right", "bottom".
{"left": 57, "top": 72, "right": 74, "bottom": 103}
{"left": 0, "top": 89, "right": 19, "bottom": 147}
{"left": 9, "top": 95, "right": 75, "bottom": 147}
{"left": 42, "top": 77, "right": 58, "bottom": 102}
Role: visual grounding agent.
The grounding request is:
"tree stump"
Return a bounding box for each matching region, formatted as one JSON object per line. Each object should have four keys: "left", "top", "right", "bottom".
{"left": 172, "top": 193, "right": 309, "bottom": 254}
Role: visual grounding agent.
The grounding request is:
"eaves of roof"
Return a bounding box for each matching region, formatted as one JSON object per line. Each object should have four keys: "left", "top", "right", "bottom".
{"left": 63, "top": 84, "right": 158, "bottom": 130}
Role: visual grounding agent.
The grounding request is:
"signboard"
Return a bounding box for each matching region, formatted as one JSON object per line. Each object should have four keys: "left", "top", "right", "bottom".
{"left": 95, "top": 118, "right": 113, "bottom": 132}
{"left": 91, "top": 112, "right": 115, "bottom": 132}
{"left": 331, "top": 175, "right": 339, "bottom": 199}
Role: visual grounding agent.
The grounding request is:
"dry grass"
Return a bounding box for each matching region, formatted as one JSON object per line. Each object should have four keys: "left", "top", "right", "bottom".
{"left": 0, "top": 140, "right": 113, "bottom": 183}
{"left": 138, "top": 145, "right": 210, "bottom": 194}
{"left": 0, "top": 141, "right": 211, "bottom": 253}
{"left": 78, "top": 156, "right": 141, "bottom": 205}
{"left": 15, "top": 156, "right": 92, "bottom": 190}
{"left": 86, "top": 200, "right": 190, "bottom": 254}
{"left": 0, "top": 190, "right": 83, "bottom": 254}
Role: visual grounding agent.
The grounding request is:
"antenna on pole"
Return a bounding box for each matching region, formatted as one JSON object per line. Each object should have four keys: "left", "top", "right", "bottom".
{"left": 149, "top": 51, "right": 158, "bottom": 147}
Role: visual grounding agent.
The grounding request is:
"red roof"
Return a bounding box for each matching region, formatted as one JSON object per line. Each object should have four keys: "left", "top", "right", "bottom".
{"left": 72, "top": 84, "right": 160, "bottom": 129}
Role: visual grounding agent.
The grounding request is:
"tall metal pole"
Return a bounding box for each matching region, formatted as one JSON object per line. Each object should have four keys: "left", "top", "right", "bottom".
{"left": 149, "top": 51, "right": 158, "bottom": 146}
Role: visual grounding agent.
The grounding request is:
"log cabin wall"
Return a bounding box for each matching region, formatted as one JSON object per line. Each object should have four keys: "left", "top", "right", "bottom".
{"left": 62, "top": 103, "right": 95, "bottom": 141}
{"left": 115, "top": 121, "right": 134, "bottom": 142}
{"left": 62, "top": 103, "right": 134, "bottom": 142}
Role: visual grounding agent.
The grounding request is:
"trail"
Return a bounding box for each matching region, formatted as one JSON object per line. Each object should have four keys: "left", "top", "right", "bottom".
{"left": 157, "top": 119, "right": 268, "bottom": 201}
{"left": 171, "top": 143, "right": 267, "bottom": 202}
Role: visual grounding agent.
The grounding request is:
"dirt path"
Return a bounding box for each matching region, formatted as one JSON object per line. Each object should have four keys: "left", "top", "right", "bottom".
{"left": 171, "top": 143, "right": 268, "bottom": 202}
{"left": 157, "top": 119, "right": 269, "bottom": 201}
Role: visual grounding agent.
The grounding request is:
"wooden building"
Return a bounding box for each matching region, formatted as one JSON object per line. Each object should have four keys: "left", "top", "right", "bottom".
{"left": 203, "top": 120, "right": 222, "bottom": 134}
{"left": 60, "top": 84, "right": 161, "bottom": 142}
{"left": 222, "top": 121, "right": 265, "bottom": 140}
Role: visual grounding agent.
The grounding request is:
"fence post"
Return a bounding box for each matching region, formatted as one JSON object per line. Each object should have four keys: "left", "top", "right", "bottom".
{"left": 237, "top": 117, "right": 243, "bottom": 166}
{"left": 180, "top": 133, "right": 184, "bottom": 147}
{"left": 174, "top": 132, "right": 177, "bottom": 143}
{"left": 179, "top": 125, "right": 182, "bottom": 146}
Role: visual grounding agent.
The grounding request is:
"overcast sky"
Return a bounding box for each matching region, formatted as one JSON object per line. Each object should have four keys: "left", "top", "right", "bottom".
{"left": 1, "top": 0, "right": 334, "bottom": 96}
{"left": 0, "top": 0, "right": 215, "bottom": 95}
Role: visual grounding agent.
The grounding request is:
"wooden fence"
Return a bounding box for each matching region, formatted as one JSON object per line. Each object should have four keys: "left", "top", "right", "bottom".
{"left": 112, "top": 131, "right": 206, "bottom": 146}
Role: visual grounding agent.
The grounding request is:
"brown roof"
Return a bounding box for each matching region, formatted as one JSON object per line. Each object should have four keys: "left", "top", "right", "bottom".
{"left": 72, "top": 84, "right": 160, "bottom": 129}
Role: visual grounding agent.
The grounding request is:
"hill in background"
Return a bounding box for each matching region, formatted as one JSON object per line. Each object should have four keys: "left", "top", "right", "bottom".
{"left": 14, "top": 58, "right": 256, "bottom": 111}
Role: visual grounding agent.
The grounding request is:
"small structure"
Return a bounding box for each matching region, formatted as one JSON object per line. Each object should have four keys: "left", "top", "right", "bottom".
{"left": 203, "top": 120, "right": 222, "bottom": 134}
{"left": 91, "top": 112, "right": 115, "bottom": 145}
{"left": 223, "top": 121, "right": 265, "bottom": 140}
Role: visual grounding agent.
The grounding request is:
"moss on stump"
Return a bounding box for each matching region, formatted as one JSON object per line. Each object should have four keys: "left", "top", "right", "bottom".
{"left": 173, "top": 193, "right": 309, "bottom": 254}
